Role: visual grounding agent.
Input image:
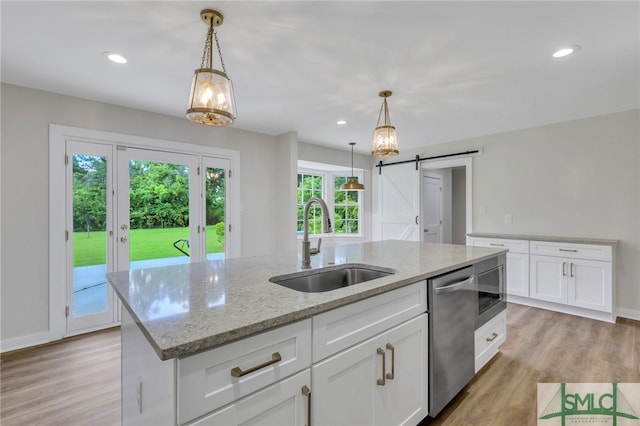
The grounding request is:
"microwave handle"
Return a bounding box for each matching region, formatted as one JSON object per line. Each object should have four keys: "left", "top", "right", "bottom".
{"left": 434, "top": 276, "right": 474, "bottom": 295}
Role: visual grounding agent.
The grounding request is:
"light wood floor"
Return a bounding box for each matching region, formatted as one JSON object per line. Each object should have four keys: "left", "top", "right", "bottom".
{"left": 1, "top": 304, "right": 638, "bottom": 426}
{"left": 421, "top": 303, "right": 640, "bottom": 426}
{"left": 1, "top": 327, "right": 121, "bottom": 426}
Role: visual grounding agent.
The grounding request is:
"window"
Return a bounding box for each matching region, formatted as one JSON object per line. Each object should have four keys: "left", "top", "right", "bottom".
{"left": 297, "top": 169, "right": 363, "bottom": 236}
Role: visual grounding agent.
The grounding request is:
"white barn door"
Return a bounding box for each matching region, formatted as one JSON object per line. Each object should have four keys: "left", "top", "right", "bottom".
{"left": 373, "top": 162, "right": 420, "bottom": 241}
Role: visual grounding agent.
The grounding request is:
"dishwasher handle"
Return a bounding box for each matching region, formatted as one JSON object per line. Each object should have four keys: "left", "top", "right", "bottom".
{"left": 434, "top": 276, "right": 474, "bottom": 295}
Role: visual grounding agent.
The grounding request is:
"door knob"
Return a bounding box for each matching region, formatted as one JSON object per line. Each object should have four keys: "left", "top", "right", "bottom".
{"left": 120, "top": 224, "right": 129, "bottom": 230}
{"left": 120, "top": 236, "right": 128, "bottom": 243}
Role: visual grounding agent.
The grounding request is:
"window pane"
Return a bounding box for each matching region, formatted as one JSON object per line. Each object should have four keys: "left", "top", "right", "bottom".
{"left": 297, "top": 173, "right": 324, "bottom": 235}
{"left": 333, "top": 175, "right": 360, "bottom": 235}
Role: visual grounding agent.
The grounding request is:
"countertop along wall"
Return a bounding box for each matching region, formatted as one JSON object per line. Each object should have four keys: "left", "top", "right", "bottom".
{"left": 401, "top": 109, "right": 640, "bottom": 318}
{"left": 0, "top": 83, "right": 292, "bottom": 344}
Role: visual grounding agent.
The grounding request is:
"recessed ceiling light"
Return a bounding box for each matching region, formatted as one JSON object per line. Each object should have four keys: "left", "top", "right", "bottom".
{"left": 104, "top": 51, "right": 127, "bottom": 64}
{"left": 552, "top": 45, "right": 581, "bottom": 58}
{"left": 336, "top": 120, "right": 347, "bottom": 125}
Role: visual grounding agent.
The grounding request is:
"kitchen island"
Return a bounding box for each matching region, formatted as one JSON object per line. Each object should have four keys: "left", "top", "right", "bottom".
{"left": 107, "top": 240, "right": 506, "bottom": 425}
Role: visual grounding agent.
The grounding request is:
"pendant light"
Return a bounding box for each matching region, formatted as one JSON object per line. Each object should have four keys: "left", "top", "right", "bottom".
{"left": 186, "top": 9, "right": 237, "bottom": 126}
{"left": 371, "top": 90, "right": 399, "bottom": 157}
{"left": 341, "top": 142, "right": 365, "bottom": 191}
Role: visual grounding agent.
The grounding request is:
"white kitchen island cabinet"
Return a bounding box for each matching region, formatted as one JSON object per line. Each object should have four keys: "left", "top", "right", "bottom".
{"left": 312, "top": 314, "right": 428, "bottom": 426}
{"left": 108, "top": 240, "right": 507, "bottom": 425}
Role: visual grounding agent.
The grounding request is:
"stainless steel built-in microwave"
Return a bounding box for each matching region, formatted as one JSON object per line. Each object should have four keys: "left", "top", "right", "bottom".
{"left": 475, "top": 254, "right": 506, "bottom": 328}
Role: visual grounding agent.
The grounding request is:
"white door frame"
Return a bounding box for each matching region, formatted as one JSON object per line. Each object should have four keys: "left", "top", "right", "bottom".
{"left": 420, "top": 156, "right": 473, "bottom": 238}
{"left": 49, "top": 124, "right": 241, "bottom": 340}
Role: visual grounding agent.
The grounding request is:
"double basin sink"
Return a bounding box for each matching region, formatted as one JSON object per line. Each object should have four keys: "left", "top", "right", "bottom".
{"left": 270, "top": 264, "right": 396, "bottom": 293}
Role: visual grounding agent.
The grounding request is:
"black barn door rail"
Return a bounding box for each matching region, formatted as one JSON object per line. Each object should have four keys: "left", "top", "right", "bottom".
{"left": 376, "top": 150, "right": 480, "bottom": 174}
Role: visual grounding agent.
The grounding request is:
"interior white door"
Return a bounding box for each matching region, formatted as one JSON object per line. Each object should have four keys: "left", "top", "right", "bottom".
{"left": 116, "top": 147, "right": 200, "bottom": 271}
{"left": 374, "top": 163, "right": 420, "bottom": 241}
{"left": 422, "top": 174, "right": 442, "bottom": 243}
{"left": 65, "top": 140, "right": 116, "bottom": 334}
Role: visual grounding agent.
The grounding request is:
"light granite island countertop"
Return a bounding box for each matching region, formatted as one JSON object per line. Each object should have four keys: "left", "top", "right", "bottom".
{"left": 107, "top": 240, "right": 506, "bottom": 360}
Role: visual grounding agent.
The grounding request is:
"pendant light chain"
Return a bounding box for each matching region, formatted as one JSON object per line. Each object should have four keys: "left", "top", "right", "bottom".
{"left": 213, "top": 28, "right": 227, "bottom": 74}
{"left": 200, "top": 23, "right": 214, "bottom": 69}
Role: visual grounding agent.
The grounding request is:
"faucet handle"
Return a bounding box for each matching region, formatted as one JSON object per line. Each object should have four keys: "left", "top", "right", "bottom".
{"left": 310, "top": 238, "right": 322, "bottom": 255}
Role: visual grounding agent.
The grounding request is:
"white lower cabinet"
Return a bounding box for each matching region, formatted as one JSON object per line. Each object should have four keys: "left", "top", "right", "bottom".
{"left": 187, "top": 369, "right": 311, "bottom": 426}
{"left": 312, "top": 314, "right": 428, "bottom": 426}
{"left": 469, "top": 236, "right": 616, "bottom": 321}
{"left": 530, "top": 255, "right": 612, "bottom": 313}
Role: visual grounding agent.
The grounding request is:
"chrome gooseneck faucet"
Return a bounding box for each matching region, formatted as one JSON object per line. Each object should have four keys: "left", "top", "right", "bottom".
{"left": 302, "top": 197, "right": 332, "bottom": 269}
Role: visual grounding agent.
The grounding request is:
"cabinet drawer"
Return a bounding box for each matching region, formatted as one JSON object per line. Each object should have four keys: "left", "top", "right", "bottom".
{"left": 529, "top": 241, "right": 612, "bottom": 261}
{"left": 177, "top": 319, "right": 311, "bottom": 424}
{"left": 475, "top": 310, "right": 506, "bottom": 373}
{"left": 469, "top": 237, "right": 529, "bottom": 254}
{"left": 186, "top": 369, "right": 311, "bottom": 426}
{"left": 312, "top": 281, "right": 427, "bottom": 362}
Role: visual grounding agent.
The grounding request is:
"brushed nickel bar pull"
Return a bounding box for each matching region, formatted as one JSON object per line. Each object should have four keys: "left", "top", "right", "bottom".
{"left": 385, "top": 343, "right": 395, "bottom": 380}
{"left": 301, "top": 385, "right": 311, "bottom": 426}
{"left": 570, "top": 263, "right": 575, "bottom": 277}
{"left": 376, "top": 347, "right": 386, "bottom": 386}
{"left": 559, "top": 248, "right": 578, "bottom": 252}
{"left": 486, "top": 332, "right": 499, "bottom": 342}
{"left": 562, "top": 262, "right": 567, "bottom": 276}
{"left": 489, "top": 243, "right": 504, "bottom": 247}
{"left": 231, "top": 352, "right": 282, "bottom": 377}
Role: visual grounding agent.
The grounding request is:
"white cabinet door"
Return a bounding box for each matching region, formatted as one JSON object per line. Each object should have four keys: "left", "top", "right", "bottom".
{"left": 189, "top": 370, "right": 311, "bottom": 426}
{"left": 312, "top": 315, "right": 427, "bottom": 426}
{"left": 374, "top": 163, "right": 420, "bottom": 241}
{"left": 506, "top": 252, "right": 529, "bottom": 297}
{"left": 530, "top": 255, "right": 567, "bottom": 304}
{"left": 374, "top": 315, "right": 428, "bottom": 426}
{"left": 568, "top": 259, "right": 612, "bottom": 313}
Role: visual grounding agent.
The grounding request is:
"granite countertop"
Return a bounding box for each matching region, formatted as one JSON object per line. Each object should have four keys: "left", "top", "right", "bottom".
{"left": 467, "top": 233, "right": 619, "bottom": 246}
{"left": 107, "top": 240, "right": 506, "bottom": 360}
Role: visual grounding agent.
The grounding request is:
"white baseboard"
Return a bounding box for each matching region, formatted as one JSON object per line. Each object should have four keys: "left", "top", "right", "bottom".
{"left": 0, "top": 331, "right": 57, "bottom": 354}
{"left": 616, "top": 307, "right": 640, "bottom": 321}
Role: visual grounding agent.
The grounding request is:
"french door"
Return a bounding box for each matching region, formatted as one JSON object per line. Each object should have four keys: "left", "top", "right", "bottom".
{"left": 66, "top": 141, "right": 116, "bottom": 333}
{"left": 116, "top": 148, "right": 200, "bottom": 270}
{"left": 65, "top": 142, "right": 230, "bottom": 335}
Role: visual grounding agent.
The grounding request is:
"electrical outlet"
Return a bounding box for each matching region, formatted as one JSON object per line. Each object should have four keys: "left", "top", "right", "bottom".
{"left": 505, "top": 214, "right": 513, "bottom": 224}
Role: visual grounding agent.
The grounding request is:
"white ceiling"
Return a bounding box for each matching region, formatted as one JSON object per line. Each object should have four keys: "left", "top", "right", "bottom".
{"left": 2, "top": 1, "right": 638, "bottom": 154}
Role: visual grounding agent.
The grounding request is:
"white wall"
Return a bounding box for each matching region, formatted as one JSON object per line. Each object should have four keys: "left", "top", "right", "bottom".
{"left": 413, "top": 109, "right": 640, "bottom": 316}
{"left": 0, "top": 83, "right": 288, "bottom": 342}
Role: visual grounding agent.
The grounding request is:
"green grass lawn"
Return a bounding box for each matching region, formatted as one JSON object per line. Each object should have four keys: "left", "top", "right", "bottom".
{"left": 73, "top": 226, "right": 223, "bottom": 266}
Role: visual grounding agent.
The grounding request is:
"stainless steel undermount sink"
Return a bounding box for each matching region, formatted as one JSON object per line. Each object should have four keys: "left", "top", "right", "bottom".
{"left": 269, "top": 264, "right": 396, "bottom": 293}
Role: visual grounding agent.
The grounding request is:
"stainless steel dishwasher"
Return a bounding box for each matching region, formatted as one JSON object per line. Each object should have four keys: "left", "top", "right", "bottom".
{"left": 428, "top": 265, "right": 476, "bottom": 418}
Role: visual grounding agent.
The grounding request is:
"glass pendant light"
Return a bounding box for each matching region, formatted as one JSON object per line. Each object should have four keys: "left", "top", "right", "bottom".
{"left": 187, "top": 9, "right": 237, "bottom": 126}
{"left": 342, "top": 142, "right": 365, "bottom": 191}
{"left": 371, "top": 90, "right": 399, "bottom": 157}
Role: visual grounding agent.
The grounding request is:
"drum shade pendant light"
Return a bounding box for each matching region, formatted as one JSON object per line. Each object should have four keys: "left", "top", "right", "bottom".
{"left": 341, "top": 142, "right": 365, "bottom": 191}
{"left": 371, "top": 90, "right": 399, "bottom": 157}
{"left": 186, "top": 9, "right": 237, "bottom": 126}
